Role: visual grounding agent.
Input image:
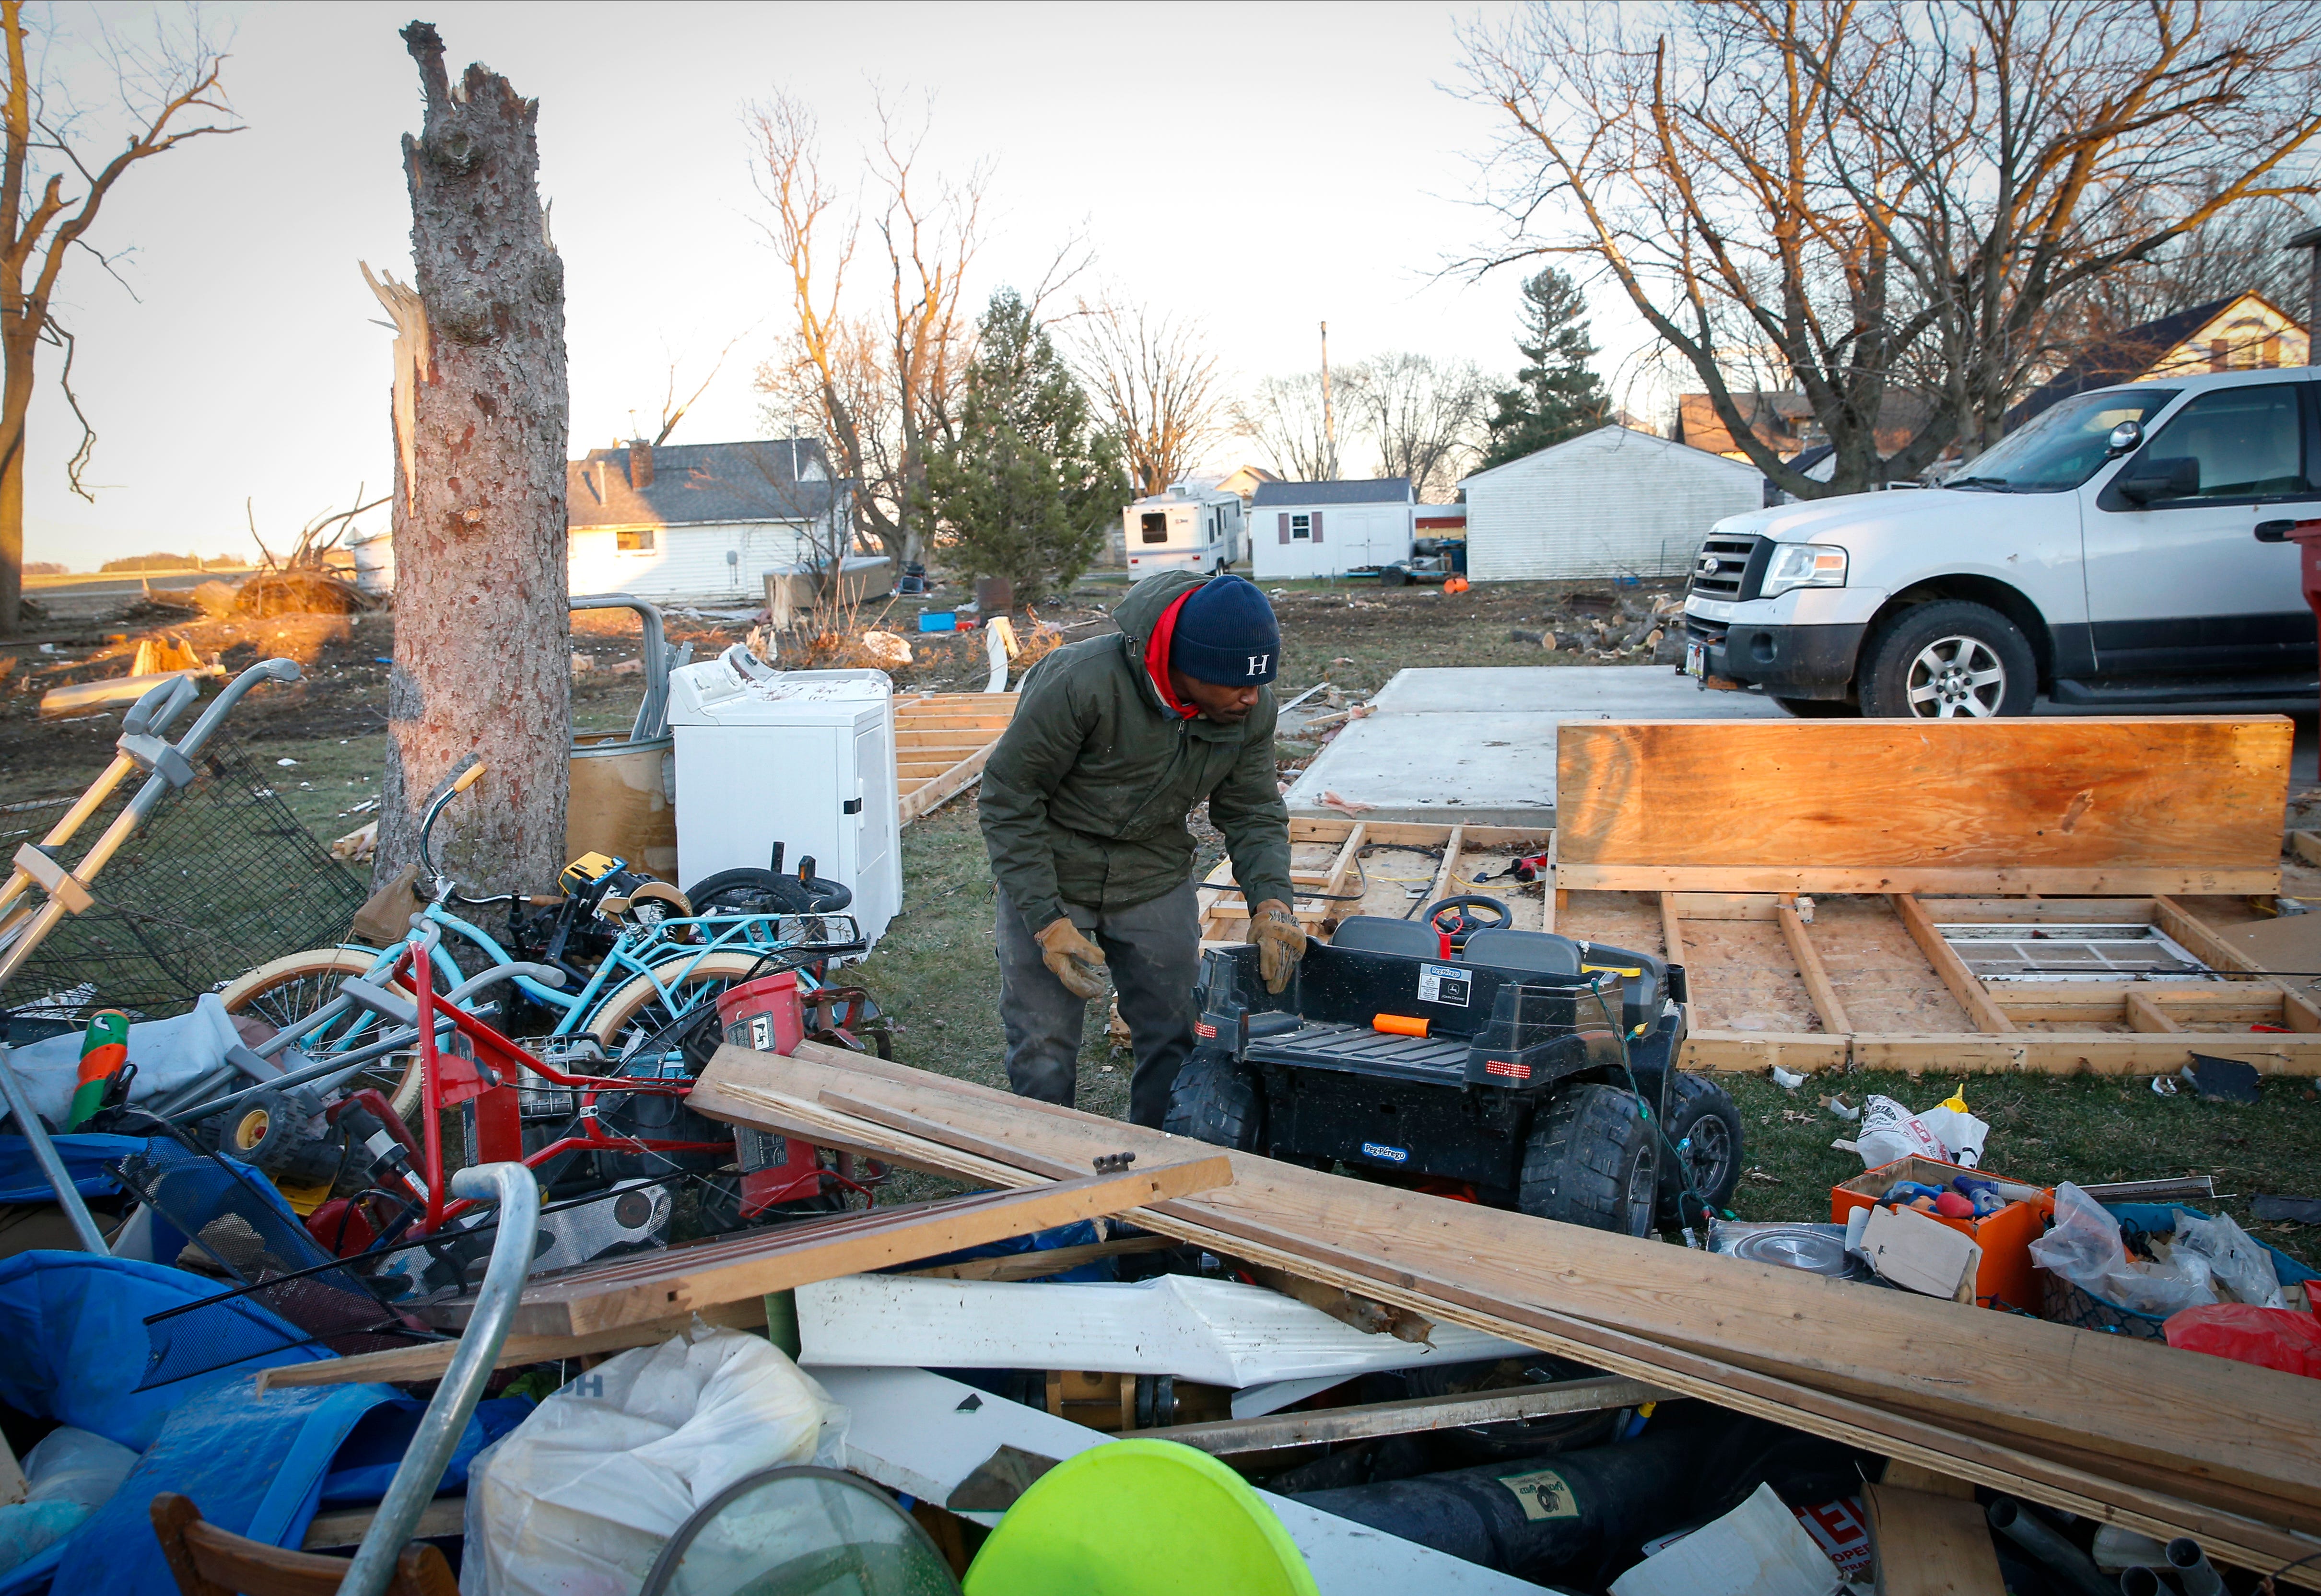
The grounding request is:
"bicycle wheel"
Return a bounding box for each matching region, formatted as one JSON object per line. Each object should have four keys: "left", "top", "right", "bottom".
{"left": 585, "top": 950, "right": 768, "bottom": 1056}
{"left": 218, "top": 946, "right": 432, "bottom": 1119}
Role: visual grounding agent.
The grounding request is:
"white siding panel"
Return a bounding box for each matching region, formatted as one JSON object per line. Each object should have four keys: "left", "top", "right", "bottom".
{"left": 569, "top": 521, "right": 817, "bottom": 600}
{"left": 1464, "top": 428, "right": 1760, "bottom": 582}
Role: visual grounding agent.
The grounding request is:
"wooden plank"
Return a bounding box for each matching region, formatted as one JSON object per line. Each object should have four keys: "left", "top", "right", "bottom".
{"left": 1864, "top": 1482, "right": 2006, "bottom": 1596}
{"left": 303, "top": 1498, "right": 465, "bottom": 1550}
{"left": 1426, "top": 826, "right": 1465, "bottom": 906}
{"left": 1891, "top": 894, "right": 2016, "bottom": 1034}
{"left": 1669, "top": 892, "right": 1786, "bottom": 921}
{"left": 1123, "top": 1375, "right": 1665, "bottom": 1456}
{"left": 1287, "top": 817, "right": 1550, "bottom": 850}
{"left": 1677, "top": 1030, "right": 1850, "bottom": 1073}
{"left": 1910, "top": 897, "right": 2158, "bottom": 924}
{"left": 1554, "top": 718, "right": 2292, "bottom": 893}
{"left": 1319, "top": 824, "right": 1367, "bottom": 901}
{"left": 1778, "top": 903, "right": 1852, "bottom": 1035}
{"left": 1560, "top": 864, "right": 2281, "bottom": 894}
{"left": 2289, "top": 829, "right": 2321, "bottom": 868}
{"left": 907, "top": 1234, "right": 1175, "bottom": 1280}
{"left": 1881, "top": 1460, "right": 1979, "bottom": 1500}
{"left": 1659, "top": 894, "right": 1703, "bottom": 1029}
{"left": 1541, "top": 829, "right": 1558, "bottom": 933}
{"left": 731, "top": 1080, "right": 2321, "bottom": 1565}
{"left": 433, "top": 1155, "right": 1234, "bottom": 1337}
{"left": 899, "top": 740, "right": 995, "bottom": 825}
{"left": 2124, "top": 990, "right": 2187, "bottom": 1034}
{"left": 1847, "top": 1032, "right": 2321, "bottom": 1077}
{"left": 686, "top": 1047, "right": 2321, "bottom": 1574}
{"left": 255, "top": 1298, "right": 769, "bottom": 1391}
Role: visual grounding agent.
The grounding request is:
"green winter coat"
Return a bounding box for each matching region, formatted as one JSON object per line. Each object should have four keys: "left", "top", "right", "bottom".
{"left": 980, "top": 569, "right": 1295, "bottom": 934}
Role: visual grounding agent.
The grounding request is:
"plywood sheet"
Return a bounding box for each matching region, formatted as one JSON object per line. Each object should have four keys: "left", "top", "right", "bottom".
{"left": 1811, "top": 897, "right": 1971, "bottom": 1035}
{"left": 1555, "top": 718, "right": 2291, "bottom": 894}
{"left": 1680, "top": 918, "right": 1819, "bottom": 1033}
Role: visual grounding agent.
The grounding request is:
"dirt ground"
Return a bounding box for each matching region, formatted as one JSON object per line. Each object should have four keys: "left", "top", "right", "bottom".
{"left": 4, "top": 574, "right": 2315, "bottom": 1264}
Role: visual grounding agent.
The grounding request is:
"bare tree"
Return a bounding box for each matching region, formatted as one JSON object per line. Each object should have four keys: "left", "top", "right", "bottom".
{"left": 370, "top": 23, "right": 570, "bottom": 900}
{"left": 749, "top": 91, "right": 984, "bottom": 570}
{"left": 1461, "top": 0, "right": 2321, "bottom": 497}
{"left": 1231, "top": 371, "right": 1338, "bottom": 481}
{"left": 651, "top": 328, "right": 750, "bottom": 445}
{"left": 1343, "top": 351, "right": 1495, "bottom": 500}
{"left": 1071, "top": 294, "right": 1220, "bottom": 496}
{"left": 0, "top": 2, "right": 238, "bottom": 634}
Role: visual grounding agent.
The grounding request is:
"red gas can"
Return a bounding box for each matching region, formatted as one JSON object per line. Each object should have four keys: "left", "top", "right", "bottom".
{"left": 716, "top": 972, "right": 805, "bottom": 1056}
{"left": 714, "top": 973, "right": 820, "bottom": 1215}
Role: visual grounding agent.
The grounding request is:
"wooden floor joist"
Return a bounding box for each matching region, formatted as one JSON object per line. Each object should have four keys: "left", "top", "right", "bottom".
{"left": 894, "top": 692, "right": 1015, "bottom": 825}
{"left": 687, "top": 1043, "right": 2321, "bottom": 1583}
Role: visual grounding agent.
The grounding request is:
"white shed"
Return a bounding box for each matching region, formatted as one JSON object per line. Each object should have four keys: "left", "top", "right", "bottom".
{"left": 1250, "top": 478, "right": 1414, "bottom": 581}
{"left": 1460, "top": 426, "right": 1760, "bottom": 582}
{"left": 566, "top": 437, "right": 854, "bottom": 603}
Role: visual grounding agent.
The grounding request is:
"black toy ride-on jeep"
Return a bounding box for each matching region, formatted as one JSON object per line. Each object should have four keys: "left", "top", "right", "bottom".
{"left": 1162, "top": 896, "right": 1743, "bottom": 1235}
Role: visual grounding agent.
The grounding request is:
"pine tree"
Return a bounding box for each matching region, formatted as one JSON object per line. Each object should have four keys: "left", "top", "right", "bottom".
{"left": 1480, "top": 267, "right": 1611, "bottom": 469}
{"left": 924, "top": 290, "right": 1130, "bottom": 602}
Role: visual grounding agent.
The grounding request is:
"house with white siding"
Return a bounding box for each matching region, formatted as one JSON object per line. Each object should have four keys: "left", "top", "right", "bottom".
{"left": 567, "top": 437, "right": 853, "bottom": 602}
{"left": 1459, "top": 426, "right": 1758, "bottom": 582}
{"left": 1250, "top": 478, "right": 1414, "bottom": 581}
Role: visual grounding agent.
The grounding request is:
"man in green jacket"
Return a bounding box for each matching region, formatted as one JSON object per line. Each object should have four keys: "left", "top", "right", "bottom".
{"left": 980, "top": 570, "right": 1307, "bottom": 1126}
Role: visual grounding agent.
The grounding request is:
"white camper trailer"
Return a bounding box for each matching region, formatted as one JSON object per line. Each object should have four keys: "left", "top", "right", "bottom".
{"left": 1122, "top": 485, "right": 1244, "bottom": 575}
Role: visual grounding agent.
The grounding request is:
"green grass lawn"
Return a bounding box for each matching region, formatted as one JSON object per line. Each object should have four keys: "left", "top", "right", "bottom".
{"left": 854, "top": 803, "right": 2321, "bottom": 1268}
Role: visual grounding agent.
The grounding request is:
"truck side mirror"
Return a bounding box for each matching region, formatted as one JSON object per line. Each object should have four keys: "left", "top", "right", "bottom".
{"left": 2105, "top": 420, "right": 2143, "bottom": 456}
{"left": 2116, "top": 455, "right": 2200, "bottom": 504}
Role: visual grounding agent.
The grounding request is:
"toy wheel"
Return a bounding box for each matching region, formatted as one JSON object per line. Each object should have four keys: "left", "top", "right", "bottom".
{"left": 1162, "top": 1058, "right": 1263, "bottom": 1152}
{"left": 1655, "top": 1071, "right": 1743, "bottom": 1228}
{"left": 686, "top": 867, "right": 854, "bottom": 915}
{"left": 1520, "top": 1083, "right": 1658, "bottom": 1236}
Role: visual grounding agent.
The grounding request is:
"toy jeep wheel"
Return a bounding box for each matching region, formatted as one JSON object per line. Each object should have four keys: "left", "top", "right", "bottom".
{"left": 1162, "top": 1058, "right": 1263, "bottom": 1152}
{"left": 1656, "top": 1071, "right": 1743, "bottom": 1229}
{"left": 1519, "top": 1083, "right": 1658, "bottom": 1236}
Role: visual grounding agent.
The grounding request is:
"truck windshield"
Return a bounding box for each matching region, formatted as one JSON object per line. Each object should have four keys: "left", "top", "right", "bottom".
{"left": 1948, "top": 388, "right": 2178, "bottom": 493}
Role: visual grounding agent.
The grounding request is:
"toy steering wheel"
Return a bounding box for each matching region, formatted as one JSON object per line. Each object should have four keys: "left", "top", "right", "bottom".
{"left": 1423, "top": 895, "right": 1511, "bottom": 941}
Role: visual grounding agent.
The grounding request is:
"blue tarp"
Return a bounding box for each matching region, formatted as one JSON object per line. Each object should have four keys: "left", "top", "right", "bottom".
{"left": 0, "top": 1135, "right": 143, "bottom": 1202}
{"left": 0, "top": 1251, "right": 333, "bottom": 1450}
{"left": 27, "top": 1380, "right": 399, "bottom": 1596}
{"left": 321, "top": 1395, "right": 532, "bottom": 1506}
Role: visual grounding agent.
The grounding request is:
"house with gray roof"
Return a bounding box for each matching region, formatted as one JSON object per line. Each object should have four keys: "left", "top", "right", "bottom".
{"left": 1249, "top": 477, "right": 1413, "bottom": 581}
{"left": 567, "top": 437, "right": 854, "bottom": 602}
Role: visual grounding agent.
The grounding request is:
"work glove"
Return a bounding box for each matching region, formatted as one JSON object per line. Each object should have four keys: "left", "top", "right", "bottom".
{"left": 1036, "top": 917, "right": 1109, "bottom": 1001}
{"left": 1249, "top": 899, "right": 1308, "bottom": 995}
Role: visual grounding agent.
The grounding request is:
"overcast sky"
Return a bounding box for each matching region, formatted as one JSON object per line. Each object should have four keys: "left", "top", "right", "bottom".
{"left": 21, "top": 0, "right": 1668, "bottom": 570}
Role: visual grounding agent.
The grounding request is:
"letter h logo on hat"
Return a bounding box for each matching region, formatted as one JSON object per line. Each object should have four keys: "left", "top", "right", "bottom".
{"left": 1246, "top": 654, "right": 1271, "bottom": 677}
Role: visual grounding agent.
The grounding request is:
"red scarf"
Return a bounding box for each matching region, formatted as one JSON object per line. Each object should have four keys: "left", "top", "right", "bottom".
{"left": 1144, "top": 590, "right": 1198, "bottom": 719}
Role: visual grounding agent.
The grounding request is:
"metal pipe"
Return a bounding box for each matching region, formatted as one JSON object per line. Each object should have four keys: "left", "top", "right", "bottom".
{"left": 339, "top": 1160, "right": 538, "bottom": 1596}
{"left": 1987, "top": 1499, "right": 2115, "bottom": 1596}
{"left": 2118, "top": 1569, "right": 2162, "bottom": 1596}
{"left": 2166, "top": 1538, "right": 2224, "bottom": 1596}
{"left": 0, "top": 1046, "right": 110, "bottom": 1253}
{"left": 570, "top": 593, "right": 671, "bottom": 742}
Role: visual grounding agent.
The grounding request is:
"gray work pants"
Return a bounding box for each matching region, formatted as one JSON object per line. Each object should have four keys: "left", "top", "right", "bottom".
{"left": 995, "top": 880, "right": 1201, "bottom": 1128}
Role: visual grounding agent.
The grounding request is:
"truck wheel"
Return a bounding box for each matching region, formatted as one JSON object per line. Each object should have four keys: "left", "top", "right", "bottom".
{"left": 1859, "top": 601, "right": 2036, "bottom": 718}
{"left": 1519, "top": 1083, "right": 1658, "bottom": 1236}
{"left": 1655, "top": 1072, "right": 1743, "bottom": 1229}
{"left": 1161, "top": 1057, "right": 1262, "bottom": 1152}
{"left": 1770, "top": 696, "right": 1858, "bottom": 718}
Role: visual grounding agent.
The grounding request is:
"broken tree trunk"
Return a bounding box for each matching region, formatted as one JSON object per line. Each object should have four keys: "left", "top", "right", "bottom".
{"left": 373, "top": 21, "right": 570, "bottom": 897}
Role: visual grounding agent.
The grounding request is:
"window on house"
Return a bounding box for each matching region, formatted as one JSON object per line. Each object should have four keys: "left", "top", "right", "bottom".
{"left": 1140, "top": 512, "right": 1170, "bottom": 544}
{"left": 1290, "top": 514, "right": 1312, "bottom": 541}
{"left": 617, "top": 527, "right": 657, "bottom": 552}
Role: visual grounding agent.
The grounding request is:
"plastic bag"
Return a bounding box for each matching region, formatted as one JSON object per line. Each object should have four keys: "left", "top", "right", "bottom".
{"left": 459, "top": 1325, "right": 845, "bottom": 1596}
{"left": 2165, "top": 1304, "right": 2321, "bottom": 1378}
{"left": 1915, "top": 1105, "right": 1990, "bottom": 1169}
{"left": 2029, "top": 1184, "right": 2217, "bottom": 1318}
{"left": 1841, "top": 1095, "right": 1946, "bottom": 1168}
{"left": 0, "top": 1426, "right": 140, "bottom": 1572}
{"left": 2172, "top": 1211, "right": 2286, "bottom": 1310}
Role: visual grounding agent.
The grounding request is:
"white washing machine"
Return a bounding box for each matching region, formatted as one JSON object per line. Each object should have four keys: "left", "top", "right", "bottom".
{"left": 664, "top": 650, "right": 901, "bottom": 945}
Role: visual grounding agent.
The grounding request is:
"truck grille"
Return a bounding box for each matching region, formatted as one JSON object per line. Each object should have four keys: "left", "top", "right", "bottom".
{"left": 1688, "top": 533, "right": 1762, "bottom": 601}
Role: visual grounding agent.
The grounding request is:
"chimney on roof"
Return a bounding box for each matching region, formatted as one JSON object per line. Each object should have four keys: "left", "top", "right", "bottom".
{"left": 628, "top": 437, "right": 654, "bottom": 490}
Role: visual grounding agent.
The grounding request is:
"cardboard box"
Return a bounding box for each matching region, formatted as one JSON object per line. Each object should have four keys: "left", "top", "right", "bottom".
{"left": 1831, "top": 1156, "right": 2050, "bottom": 1313}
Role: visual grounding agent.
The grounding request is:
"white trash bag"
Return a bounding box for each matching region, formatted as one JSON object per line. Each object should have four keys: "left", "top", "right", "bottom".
{"left": 2028, "top": 1183, "right": 2217, "bottom": 1319}
{"left": 0, "top": 1427, "right": 140, "bottom": 1573}
{"left": 460, "top": 1325, "right": 846, "bottom": 1596}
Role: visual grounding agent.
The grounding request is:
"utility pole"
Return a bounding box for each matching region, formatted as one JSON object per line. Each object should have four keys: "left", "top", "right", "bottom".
{"left": 1318, "top": 320, "right": 1337, "bottom": 479}
{"left": 2291, "top": 228, "right": 2321, "bottom": 361}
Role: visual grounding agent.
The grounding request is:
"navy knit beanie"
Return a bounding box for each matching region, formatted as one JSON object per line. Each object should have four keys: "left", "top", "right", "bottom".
{"left": 1170, "top": 575, "right": 1281, "bottom": 685}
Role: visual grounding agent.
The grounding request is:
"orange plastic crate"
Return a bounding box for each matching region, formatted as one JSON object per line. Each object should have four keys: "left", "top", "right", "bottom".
{"left": 1831, "top": 1155, "right": 2051, "bottom": 1313}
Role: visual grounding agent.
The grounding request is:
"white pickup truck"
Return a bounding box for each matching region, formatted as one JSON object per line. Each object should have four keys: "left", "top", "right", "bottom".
{"left": 1680, "top": 365, "right": 2320, "bottom": 716}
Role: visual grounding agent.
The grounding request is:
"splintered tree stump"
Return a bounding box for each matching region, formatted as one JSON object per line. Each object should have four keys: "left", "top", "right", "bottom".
{"left": 374, "top": 20, "right": 571, "bottom": 897}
